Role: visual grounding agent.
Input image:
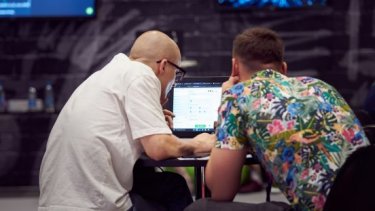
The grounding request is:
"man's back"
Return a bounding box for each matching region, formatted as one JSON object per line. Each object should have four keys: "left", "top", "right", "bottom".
{"left": 38, "top": 53, "right": 166, "bottom": 211}
{"left": 216, "top": 69, "right": 369, "bottom": 210}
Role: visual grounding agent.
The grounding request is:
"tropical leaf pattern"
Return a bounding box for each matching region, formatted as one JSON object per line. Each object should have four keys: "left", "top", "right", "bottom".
{"left": 215, "top": 69, "right": 369, "bottom": 211}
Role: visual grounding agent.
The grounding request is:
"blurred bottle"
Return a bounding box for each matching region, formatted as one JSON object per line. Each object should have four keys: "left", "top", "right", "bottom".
{"left": 0, "top": 83, "right": 6, "bottom": 112}
{"left": 28, "top": 86, "right": 38, "bottom": 112}
{"left": 44, "top": 81, "right": 55, "bottom": 113}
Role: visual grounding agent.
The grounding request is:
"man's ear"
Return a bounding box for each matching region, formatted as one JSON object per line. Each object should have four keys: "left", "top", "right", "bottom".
{"left": 281, "top": 62, "right": 287, "bottom": 75}
{"left": 231, "top": 58, "right": 240, "bottom": 77}
{"left": 156, "top": 59, "right": 167, "bottom": 76}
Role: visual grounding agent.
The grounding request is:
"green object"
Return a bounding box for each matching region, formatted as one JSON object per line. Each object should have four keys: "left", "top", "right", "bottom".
{"left": 240, "top": 165, "right": 250, "bottom": 185}
{"left": 163, "top": 166, "right": 249, "bottom": 186}
{"left": 85, "top": 7, "right": 94, "bottom": 16}
{"left": 185, "top": 166, "right": 194, "bottom": 178}
{"left": 163, "top": 167, "right": 176, "bottom": 173}
{"left": 194, "top": 124, "right": 206, "bottom": 128}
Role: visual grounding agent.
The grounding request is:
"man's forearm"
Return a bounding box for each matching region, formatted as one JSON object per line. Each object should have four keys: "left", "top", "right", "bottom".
{"left": 164, "top": 136, "right": 196, "bottom": 158}
{"left": 141, "top": 133, "right": 213, "bottom": 161}
{"left": 141, "top": 135, "right": 194, "bottom": 160}
{"left": 205, "top": 148, "right": 247, "bottom": 201}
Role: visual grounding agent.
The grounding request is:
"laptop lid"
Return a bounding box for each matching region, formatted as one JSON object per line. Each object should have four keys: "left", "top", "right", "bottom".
{"left": 167, "top": 76, "right": 227, "bottom": 138}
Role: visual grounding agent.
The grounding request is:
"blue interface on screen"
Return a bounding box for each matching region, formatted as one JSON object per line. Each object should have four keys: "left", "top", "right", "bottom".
{"left": 217, "top": 0, "right": 327, "bottom": 8}
{"left": 0, "top": 0, "right": 95, "bottom": 17}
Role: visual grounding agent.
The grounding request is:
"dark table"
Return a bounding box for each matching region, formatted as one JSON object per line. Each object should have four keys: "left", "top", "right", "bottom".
{"left": 138, "top": 154, "right": 260, "bottom": 200}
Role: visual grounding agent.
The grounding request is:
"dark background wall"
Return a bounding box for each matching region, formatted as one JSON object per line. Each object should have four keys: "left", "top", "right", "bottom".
{"left": 0, "top": 0, "right": 374, "bottom": 186}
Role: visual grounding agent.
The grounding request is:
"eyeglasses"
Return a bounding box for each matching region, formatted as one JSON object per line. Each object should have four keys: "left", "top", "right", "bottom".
{"left": 156, "top": 60, "right": 186, "bottom": 82}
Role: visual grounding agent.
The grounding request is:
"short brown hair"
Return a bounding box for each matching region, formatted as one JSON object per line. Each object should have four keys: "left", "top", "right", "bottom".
{"left": 233, "top": 27, "right": 284, "bottom": 71}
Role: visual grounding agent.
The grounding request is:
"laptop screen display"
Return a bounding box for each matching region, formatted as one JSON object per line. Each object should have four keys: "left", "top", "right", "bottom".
{"left": 168, "top": 77, "right": 226, "bottom": 138}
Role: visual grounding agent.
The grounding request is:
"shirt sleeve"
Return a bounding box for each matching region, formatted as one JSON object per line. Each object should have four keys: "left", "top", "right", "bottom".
{"left": 215, "top": 87, "right": 247, "bottom": 150}
{"left": 125, "top": 74, "right": 172, "bottom": 140}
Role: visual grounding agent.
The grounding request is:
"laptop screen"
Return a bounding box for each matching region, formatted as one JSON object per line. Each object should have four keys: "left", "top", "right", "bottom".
{"left": 168, "top": 77, "right": 226, "bottom": 138}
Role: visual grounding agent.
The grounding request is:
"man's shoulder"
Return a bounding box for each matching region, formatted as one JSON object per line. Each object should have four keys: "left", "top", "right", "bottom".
{"left": 108, "top": 53, "right": 154, "bottom": 76}
{"left": 251, "top": 69, "right": 327, "bottom": 85}
{"left": 252, "top": 70, "right": 338, "bottom": 93}
{"left": 293, "top": 75, "right": 329, "bottom": 86}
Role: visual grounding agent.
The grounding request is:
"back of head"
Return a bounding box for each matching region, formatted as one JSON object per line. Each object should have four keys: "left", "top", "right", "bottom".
{"left": 324, "top": 144, "right": 375, "bottom": 211}
{"left": 129, "top": 30, "right": 181, "bottom": 65}
{"left": 233, "top": 27, "right": 284, "bottom": 72}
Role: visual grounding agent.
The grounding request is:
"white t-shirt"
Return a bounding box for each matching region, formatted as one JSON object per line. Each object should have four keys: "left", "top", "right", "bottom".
{"left": 38, "top": 53, "right": 172, "bottom": 211}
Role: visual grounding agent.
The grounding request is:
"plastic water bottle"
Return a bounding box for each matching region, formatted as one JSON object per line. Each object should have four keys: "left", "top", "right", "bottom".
{"left": 0, "top": 83, "right": 6, "bottom": 112}
{"left": 44, "top": 81, "right": 55, "bottom": 113}
{"left": 28, "top": 86, "right": 38, "bottom": 112}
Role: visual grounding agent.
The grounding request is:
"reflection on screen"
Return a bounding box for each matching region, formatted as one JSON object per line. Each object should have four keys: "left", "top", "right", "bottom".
{"left": 172, "top": 82, "right": 222, "bottom": 132}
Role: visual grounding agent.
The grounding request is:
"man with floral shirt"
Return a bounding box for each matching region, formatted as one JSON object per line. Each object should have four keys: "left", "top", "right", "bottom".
{"left": 186, "top": 27, "right": 369, "bottom": 211}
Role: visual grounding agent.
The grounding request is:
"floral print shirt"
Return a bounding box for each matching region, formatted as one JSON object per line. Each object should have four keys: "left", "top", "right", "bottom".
{"left": 215, "top": 69, "right": 369, "bottom": 211}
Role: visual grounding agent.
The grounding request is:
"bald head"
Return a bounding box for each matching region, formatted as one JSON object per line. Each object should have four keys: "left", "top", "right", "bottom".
{"left": 129, "top": 30, "right": 181, "bottom": 65}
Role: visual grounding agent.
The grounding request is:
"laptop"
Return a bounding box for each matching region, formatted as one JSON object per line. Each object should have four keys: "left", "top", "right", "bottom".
{"left": 166, "top": 76, "right": 227, "bottom": 138}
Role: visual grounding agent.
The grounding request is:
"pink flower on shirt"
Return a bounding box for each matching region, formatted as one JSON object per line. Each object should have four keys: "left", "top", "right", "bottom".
{"left": 266, "top": 93, "right": 274, "bottom": 101}
{"left": 286, "top": 120, "right": 295, "bottom": 130}
{"left": 313, "top": 163, "right": 323, "bottom": 173}
{"left": 342, "top": 128, "right": 355, "bottom": 142}
{"left": 267, "top": 119, "right": 285, "bottom": 135}
{"left": 252, "top": 99, "right": 261, "bottom": 110}
{"left": 312, "top": 194, "right": 326, "bottom": 209}
{"left": 300, "top": 169, "right": 309, "bottom": 180}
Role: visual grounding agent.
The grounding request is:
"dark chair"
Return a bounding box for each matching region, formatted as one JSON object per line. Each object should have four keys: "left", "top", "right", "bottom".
{"left": 353, "top": 109, "right": 374, "bottom": 126}
{"left": 324, "top": 145, "right": 375, "bottom": 211}
{"left": 364, "top": 125, "right": 375, "bottom": 145}
{"left": 352, "top": 108, "right": 375, "bottom": 145}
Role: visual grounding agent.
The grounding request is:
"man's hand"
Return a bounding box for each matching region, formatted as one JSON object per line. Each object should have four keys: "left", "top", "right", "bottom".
{"left": 163, "top": 109, "right": 175, "bottom": 129}
{"left": 191, "top": 133, "right": 216, "bottom": 154}
{"left": 222, "top": 58, "right": 240, "bottom": 92}
{"left": 141, "top": 133, "right": 215, "bottom": 161}
{"left": 222, "top": 76, "right": 240, "bottom": 93}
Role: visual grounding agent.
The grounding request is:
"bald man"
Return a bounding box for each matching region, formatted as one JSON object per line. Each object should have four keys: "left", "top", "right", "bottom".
{"left": 38, "top": 31, "right": 214, "bottom": 211}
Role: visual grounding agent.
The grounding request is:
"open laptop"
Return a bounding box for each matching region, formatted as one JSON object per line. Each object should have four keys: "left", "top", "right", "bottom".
{"left": 166, "top": 76, "right": 227, "bottom": 139}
